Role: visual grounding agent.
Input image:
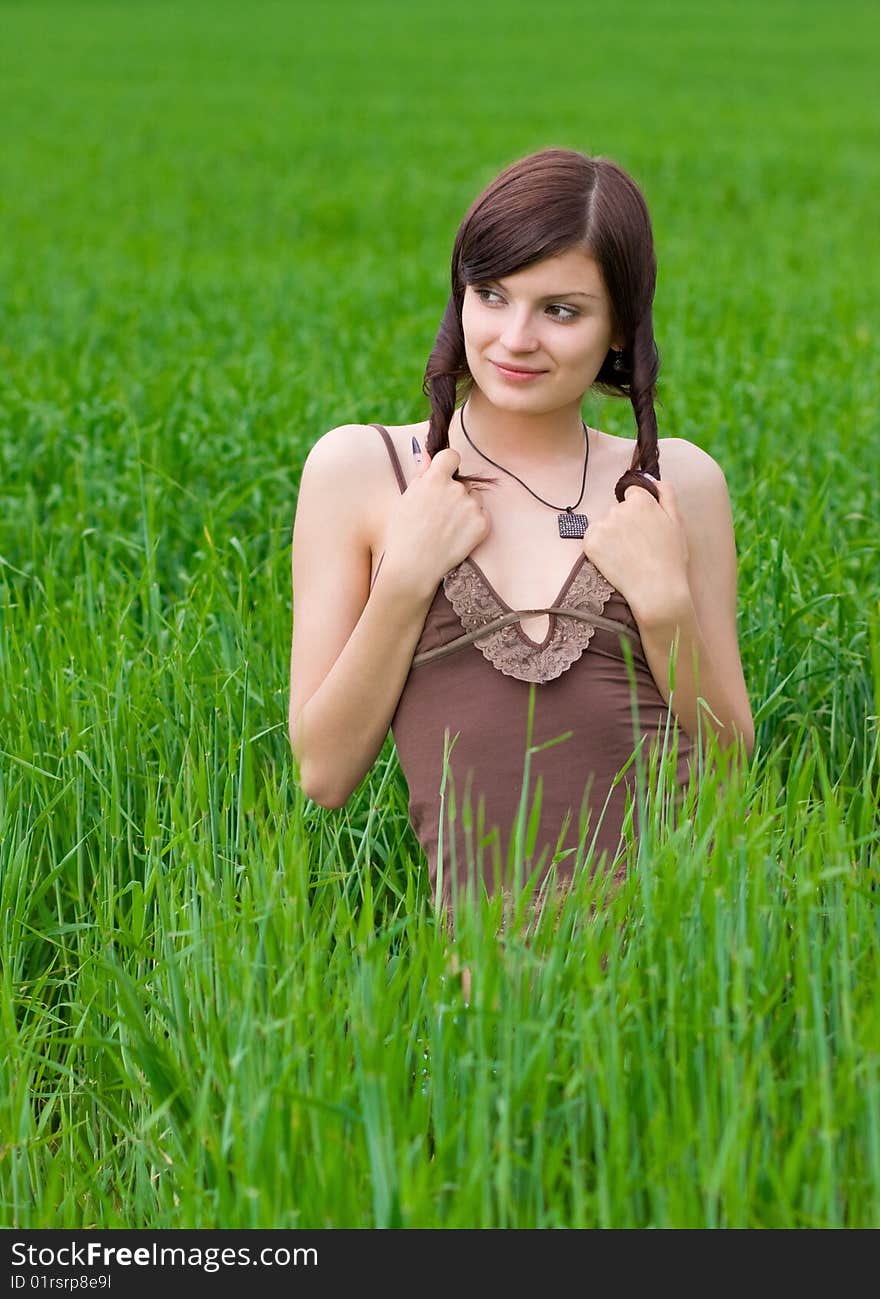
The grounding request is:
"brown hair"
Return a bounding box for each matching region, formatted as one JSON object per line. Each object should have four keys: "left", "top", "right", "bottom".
{"left": 422, "top": 147, "right": 661, "bottom": 502}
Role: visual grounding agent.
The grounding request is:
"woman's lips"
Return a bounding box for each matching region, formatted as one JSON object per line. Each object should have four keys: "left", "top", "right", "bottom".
{"left": 490, "top": 360, "right": 547, "bottom": 382}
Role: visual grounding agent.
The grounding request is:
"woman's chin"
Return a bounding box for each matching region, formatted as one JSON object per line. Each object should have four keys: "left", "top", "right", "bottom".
{"left": 473, "top": 374, "right": 576, "bottom": 413}
{"left": 475, "top": 372, "right": 545, "bottom": 399}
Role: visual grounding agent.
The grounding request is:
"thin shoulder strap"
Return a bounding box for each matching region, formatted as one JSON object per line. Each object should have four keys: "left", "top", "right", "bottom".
{"left": 370, "top": 424, "right": 407, "bottom": 494}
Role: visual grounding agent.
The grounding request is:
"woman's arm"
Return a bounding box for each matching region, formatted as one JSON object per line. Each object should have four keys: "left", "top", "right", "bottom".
{"left": 289, "top": 426, "right": 435, "bottom": 807}
{"left": 631, "top": 441, "right": 755, "bottom": 756}
{"left": 582, "top": 438, "right": 754, "bottom": 757}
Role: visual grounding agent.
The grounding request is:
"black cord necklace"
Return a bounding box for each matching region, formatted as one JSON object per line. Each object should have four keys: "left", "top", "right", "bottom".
{"left": 458, "top": 402, "right": 590, "bottom": 538}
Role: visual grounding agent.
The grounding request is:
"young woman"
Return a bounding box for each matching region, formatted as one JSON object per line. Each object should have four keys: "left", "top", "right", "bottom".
{"left": 289, "top": 147, "right": 754, "bottom": 917}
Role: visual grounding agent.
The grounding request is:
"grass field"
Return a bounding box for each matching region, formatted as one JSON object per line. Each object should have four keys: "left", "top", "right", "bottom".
{"left": 2, "top": 0, "right": 879, "bottom": 1228}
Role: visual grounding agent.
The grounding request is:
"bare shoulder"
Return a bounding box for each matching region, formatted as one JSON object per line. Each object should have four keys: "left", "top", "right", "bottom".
{"left": 654, "top": 437, "right": 742, "bottom": 579}
{"left": 657, "top": 436, "right": 728, "bottom": 495}
{"left": 304, "top": 419, "right": 428, "bottom": 476}
{"left": 656, "top": 437, "right": 732, "bottom": 531}
{"left": 301, "top": 422, "right": 390, "bottom": 524}
{"left": 301, "top": 419, "right": 428, "bottom": 549}
{"left": 303, "top": 421, "right": 380, "bottom": 478}
{"left": 595, "top": 429, "right": 726, "bottom": 497}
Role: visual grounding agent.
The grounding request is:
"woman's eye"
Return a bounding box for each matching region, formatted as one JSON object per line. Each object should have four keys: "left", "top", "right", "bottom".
{"left": 546, "top": 304, "right": 579, "bottom": 322}
{"left": 473, "top": 288, "right": 578, "bottom": 321}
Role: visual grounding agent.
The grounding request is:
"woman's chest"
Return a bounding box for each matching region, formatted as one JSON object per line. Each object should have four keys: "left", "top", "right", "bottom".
{"left": 458, "top": 496, "right": 596, "bottom": 643}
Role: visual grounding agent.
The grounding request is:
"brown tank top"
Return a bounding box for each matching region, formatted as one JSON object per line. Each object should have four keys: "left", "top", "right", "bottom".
{"left": 370, "top": 424, "right": 694, "bottom": 912}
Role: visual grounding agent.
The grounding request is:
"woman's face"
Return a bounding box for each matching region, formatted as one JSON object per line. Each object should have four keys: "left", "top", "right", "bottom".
{"left": 460, "top": 246, "right": 621, "bottom": 413}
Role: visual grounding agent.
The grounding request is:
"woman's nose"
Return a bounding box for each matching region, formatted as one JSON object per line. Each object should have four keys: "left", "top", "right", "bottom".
{"left": 499, "top": 309, "right": 539, "bottom": 352}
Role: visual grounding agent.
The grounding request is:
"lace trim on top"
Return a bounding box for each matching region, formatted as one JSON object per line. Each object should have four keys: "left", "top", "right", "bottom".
{"left": 442, "top": 557, "right": 617, "bottom": 684}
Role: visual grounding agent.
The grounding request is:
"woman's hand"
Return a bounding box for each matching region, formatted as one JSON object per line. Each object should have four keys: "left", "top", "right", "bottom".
{"left": 581, "top": 475, "right": 692, "bottom": 624}
{"left": 379, "top": 441, "right": 492, "bottom": 602}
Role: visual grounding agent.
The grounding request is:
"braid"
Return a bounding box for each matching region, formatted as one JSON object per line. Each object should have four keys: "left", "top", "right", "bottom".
{"left": 422, "top": 296, "right": 462, "bottom": 456}
{"left": 613, "top": 308, "right": 662, "bottom": 503}
{"left": 421, "top": 293, "right": 498, "bottom": 489}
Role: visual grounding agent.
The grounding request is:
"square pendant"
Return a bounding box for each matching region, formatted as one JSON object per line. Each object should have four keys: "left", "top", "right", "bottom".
{"left": 558, "top": 511, "right": 588, "bottom": 538}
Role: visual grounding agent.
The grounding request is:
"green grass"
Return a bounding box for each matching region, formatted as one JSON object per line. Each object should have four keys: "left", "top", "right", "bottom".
{"left": 1, "top": 0, "right": 879, "bottom": 1227}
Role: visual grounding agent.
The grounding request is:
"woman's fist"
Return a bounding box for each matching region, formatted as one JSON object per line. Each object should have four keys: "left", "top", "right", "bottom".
{"left": 582, "top": 475, "right": 690, "bottom": 622}
{"left": 379, "top": 437, "right": 492, "bottom": 601}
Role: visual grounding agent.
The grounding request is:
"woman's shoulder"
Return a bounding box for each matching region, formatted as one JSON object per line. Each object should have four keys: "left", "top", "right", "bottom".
{"left": 305, "top": 418, "right": 429, "bottom": 476}
{"left": 301, "top": 419, "right": 430, "bottom": 549}
{"left": 655, "top": 437, "right": 735, "bottom": 549}
{"left": 656, "top": 436, "right": 728, "bottom": 505}
{"left": 595, "top": 430, "right": 727, "bottom": 503}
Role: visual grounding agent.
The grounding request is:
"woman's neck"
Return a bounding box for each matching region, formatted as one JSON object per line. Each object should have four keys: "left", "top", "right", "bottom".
{"left": 450, "top": 389, "right": 588, "bottom": 472}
